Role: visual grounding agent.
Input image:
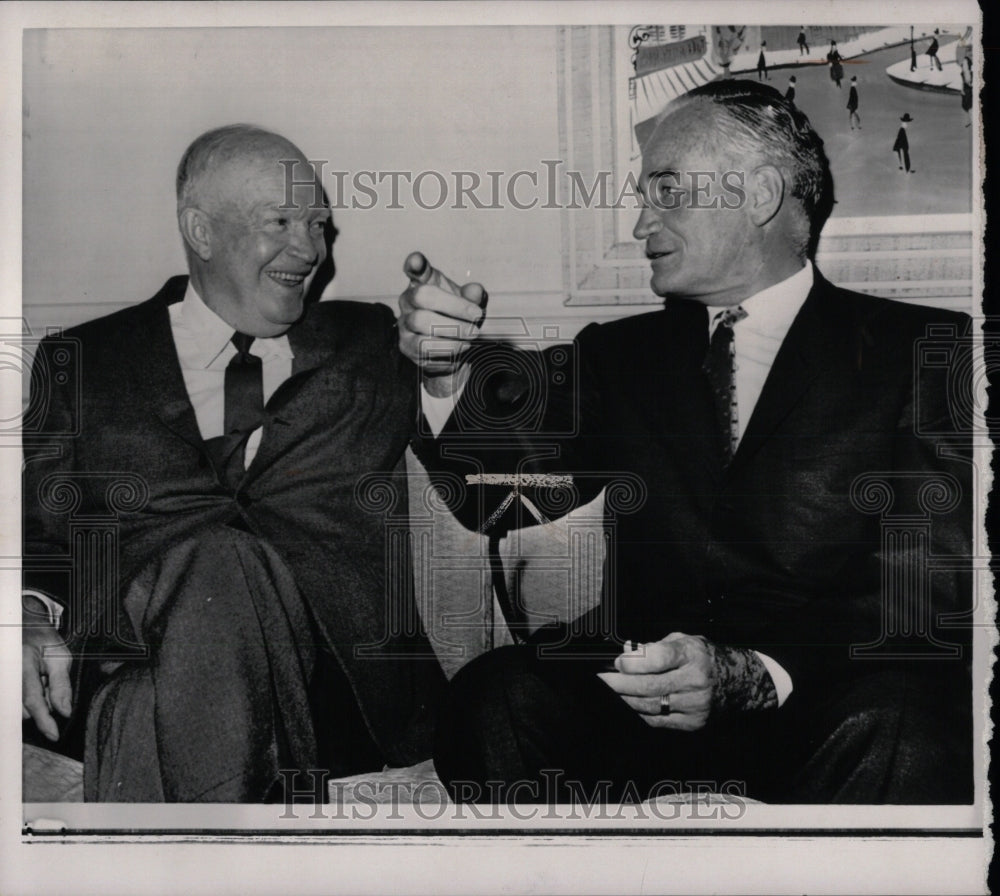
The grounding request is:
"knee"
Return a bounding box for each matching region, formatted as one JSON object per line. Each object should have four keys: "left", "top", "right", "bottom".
{"left": 441, "top": 646, "right": 531, "bottom": 728}
{"left": 139, "top": 526, "right": 289, "bottom": 600}
{"left": 126, "top": 525, "right": 299, "bottom": 644}
{"left": 441, "top": 644, "right": 604, "bottom": 733}
{"left": 831, "top": 702, "right": 968, "bottom": 800}
{"left": 433, "top": 646, "right": 537, "bottom": 785}
{"left": 817, "top": 671, "right": 952, "bottom": 755}
{"left": 799, "top": 670, "right": 971, "bottom": 802}
{"left": 173, "top": 525, "right": 275, "bottom": 565}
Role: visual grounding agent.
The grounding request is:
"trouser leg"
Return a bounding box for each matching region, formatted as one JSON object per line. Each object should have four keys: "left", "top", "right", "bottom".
{"left": 779, "top": 666, "right": 972, "bottom": 804}
{"left": 434, "top": 643, "right": 774, "bottom": 804}
{"left": 85, "top": 528, "right": 319, "bottom": 802}
{"left": 435, "top": 644, "right": 972, "bottom": 805}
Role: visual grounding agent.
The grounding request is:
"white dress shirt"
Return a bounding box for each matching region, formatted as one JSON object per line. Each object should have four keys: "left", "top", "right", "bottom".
{"left": 169, "top": 281, "right": 295, "bottom": 466}
{"left": 705, "top": 262, "right": 814, "bottom": 447}
{"left": 420, "top": 263, "right": 815, "bottom": 705}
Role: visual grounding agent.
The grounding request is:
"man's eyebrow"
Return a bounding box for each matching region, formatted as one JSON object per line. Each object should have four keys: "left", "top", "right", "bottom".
{"left": 638, "top": 168, "right": 679, "bottom": 195}
{"left": 251, "top": 201, "right": 330, "bottom": 217}
{"left": 644, "top": 168, "right": 680, "bottom": 181}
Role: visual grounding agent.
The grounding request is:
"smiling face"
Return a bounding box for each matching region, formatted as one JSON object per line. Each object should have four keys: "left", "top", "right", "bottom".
{"left": 633, "top": 104, "right": 765, "bottom": 307}
{"left": 191, "top": 143, "right": 330, "bottom": 336}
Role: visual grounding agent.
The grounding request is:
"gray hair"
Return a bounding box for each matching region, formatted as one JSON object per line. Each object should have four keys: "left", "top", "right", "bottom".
{"left": 662, "top": 79, "right": 834, "bottom": 258}
{"left": 175, "top": 124, "right": 299, "bottom": 211}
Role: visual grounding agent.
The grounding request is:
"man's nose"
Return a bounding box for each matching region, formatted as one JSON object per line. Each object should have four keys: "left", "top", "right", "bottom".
{"left": 633, "top": 205, "right": 662, "bottom": 241}
{"left": 287, "top": 221, "right": 321, "bottom": 263}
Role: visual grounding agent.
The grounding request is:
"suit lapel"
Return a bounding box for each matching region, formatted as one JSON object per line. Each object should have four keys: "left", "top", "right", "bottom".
{"left": 650, "top": 300, "right": 727, "bottom": 482}
{"left": 258, "top": 324, "right": 339, "bottom": 428}
{"left": 139, "top": 279, "right": 206, "bottom": 450}
{"left": 241, "top": 304, "right": 343, "bottom": 481}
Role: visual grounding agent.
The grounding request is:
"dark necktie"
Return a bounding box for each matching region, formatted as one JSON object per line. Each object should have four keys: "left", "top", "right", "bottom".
{"left": 225, "top": 332, "right": 264, "bottom": 439}
{"left": 702, "top": 306, "right": 747, "bottom": 463}
{"left": 212, "top": 332, "right": 263, "bottom": 487}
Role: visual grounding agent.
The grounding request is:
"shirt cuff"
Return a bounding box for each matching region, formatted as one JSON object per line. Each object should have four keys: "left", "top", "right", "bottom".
{"left": 754, "top": 651, "right": 793, "bottom": 707}
{"left": 23, "top": 590, "right": 64, "bottom": 629}
{"left": 420, "top": 383, "right": 464, "bottom": 437}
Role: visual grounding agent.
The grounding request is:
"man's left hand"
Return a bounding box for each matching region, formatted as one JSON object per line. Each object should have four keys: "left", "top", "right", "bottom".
{"left": 597, "top": 632, "right": 777, "bottom": 730}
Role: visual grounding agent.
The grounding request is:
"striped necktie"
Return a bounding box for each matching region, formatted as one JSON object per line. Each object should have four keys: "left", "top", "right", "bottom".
{"left": 702, "top": 306, "right": 747, "bottom": 463}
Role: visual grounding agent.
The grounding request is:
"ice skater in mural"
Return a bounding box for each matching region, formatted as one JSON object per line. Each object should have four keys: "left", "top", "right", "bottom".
{"left": 894, "top": 113, "right": 914, "bottom": 172}
{"left": 847, "top": 76, "right": 861, "bottom": 130}
{"left": 401, "top": 79, "right": 972, "bottom": 806}
{"left": 960, "top": 55, "right": 973, "bottom": 126}
{"left": 828, "top": 40, "right": 844, "bottom": 88}
{"left": 927, "top": 30, "right": 943, "bottom": 72}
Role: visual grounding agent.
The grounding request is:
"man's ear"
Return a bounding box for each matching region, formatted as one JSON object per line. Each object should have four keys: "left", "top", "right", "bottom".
{"left": 747, "top": 164, "right": 785, "bottom": 227}
{"left": 178, "top": 207, "right": 213, "bottom": 262}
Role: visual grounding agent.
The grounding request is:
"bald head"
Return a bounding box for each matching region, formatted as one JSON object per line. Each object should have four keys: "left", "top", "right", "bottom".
{"left": 176, "top": 124, "right": 314, "bottom": 215}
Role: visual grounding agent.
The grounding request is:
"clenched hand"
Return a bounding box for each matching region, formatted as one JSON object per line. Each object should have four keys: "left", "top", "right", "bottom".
{"left": 598, "top": 632, "right": 777, "bottom": 730}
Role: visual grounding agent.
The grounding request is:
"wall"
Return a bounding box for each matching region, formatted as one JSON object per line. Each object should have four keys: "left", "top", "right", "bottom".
{"left": 22, "top": 25, "right": 976, "bottom": 338}
{"left": 22, "top": 26, "right": 565, "bottom": 333}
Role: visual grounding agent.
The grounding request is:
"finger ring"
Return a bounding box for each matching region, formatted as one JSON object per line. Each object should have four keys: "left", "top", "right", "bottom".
{"left": 659, "top": 694, "right": 672, "bottom": 715}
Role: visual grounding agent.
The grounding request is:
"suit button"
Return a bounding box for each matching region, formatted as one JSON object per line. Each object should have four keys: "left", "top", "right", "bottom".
{"left": 236, "top": 492, "right": 252, "bottom": 508}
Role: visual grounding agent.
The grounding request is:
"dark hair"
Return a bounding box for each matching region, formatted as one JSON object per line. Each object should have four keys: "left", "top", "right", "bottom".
{"left": 668, "top": 79, "right": 834, "bottom": 259}
{"left": 176, "top": 124, "right": 297, "bottom": 209}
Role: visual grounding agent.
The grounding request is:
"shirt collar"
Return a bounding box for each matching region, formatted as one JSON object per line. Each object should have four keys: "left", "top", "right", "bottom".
{"left": 181, "top": 280, "right": 295, "bottom": 369}
{"left": 706, "top": 262, "right": 814, "bottom": 340}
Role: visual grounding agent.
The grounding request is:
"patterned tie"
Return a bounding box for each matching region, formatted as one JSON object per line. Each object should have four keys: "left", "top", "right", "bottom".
{"left": 702, "top": 306, "right": 747, "bottom": 463}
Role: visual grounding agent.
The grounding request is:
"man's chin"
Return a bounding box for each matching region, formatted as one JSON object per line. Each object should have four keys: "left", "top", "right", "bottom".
{"left": 649, "top": 274, "right": 673, "bottom": 299}
{"left": 259, "top": 299, "right": 305, "bottom": 333}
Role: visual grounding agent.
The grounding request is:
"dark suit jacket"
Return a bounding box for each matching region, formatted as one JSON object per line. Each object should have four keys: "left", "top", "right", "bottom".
{"left": 414, "top": 272, "right": 972, "bottom": 699}
{"left": 24, "top": 276, "right": 444, "bottom": 765}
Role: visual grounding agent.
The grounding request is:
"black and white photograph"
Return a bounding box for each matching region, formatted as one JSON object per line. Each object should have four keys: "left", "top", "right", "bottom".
{"left": 1, "top": 1, "right": 991, "bottom": 894}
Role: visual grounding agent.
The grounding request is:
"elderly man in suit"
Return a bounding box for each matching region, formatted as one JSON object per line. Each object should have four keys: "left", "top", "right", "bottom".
{"left": 399, "top": 80, "right": 973, "bottom": 804}
{"left": 22, "top": 125, "right": 444, "bottom": 802}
